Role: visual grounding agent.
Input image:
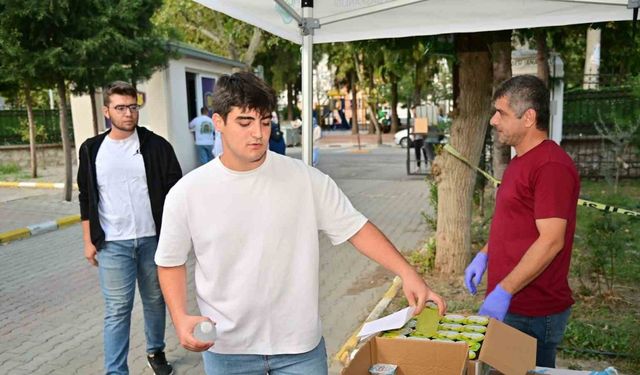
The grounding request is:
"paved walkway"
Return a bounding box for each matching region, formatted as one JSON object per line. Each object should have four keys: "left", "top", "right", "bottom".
{"left": 0, "top": 139, "right": 432, "bottom": 374}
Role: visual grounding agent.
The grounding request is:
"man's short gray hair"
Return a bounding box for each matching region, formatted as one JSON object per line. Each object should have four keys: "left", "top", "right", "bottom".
{"left": 493, "top": 75, "right": 550, "bottom": 132}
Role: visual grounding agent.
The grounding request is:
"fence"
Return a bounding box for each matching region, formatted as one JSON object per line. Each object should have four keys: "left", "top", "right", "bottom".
{"left": 562, "top": 136, "right": 640, "bottom": 179}
{"left": 562, "top": 86, "right": 640, "bottom": 179}
{"left": 563, "top": 88, "right": 640, "bottom": 136}
{"left": 0, "top": 109, "right": 74, "bottom": 145}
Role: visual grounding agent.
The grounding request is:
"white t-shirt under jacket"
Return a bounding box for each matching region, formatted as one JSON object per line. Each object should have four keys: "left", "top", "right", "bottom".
{"left": 95, "top": 130, "right": 156, "bottom": 241}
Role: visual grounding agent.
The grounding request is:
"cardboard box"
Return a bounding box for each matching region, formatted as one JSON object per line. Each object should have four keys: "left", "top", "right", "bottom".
{"left": 467, "top": 318, "right": 537, "bottom": 375}
{"left": 527, "top": 368, "right": 616, "bottom": 375}
{"left": 342, "top": 336, "right": 468, "bottom": 375}
{"left": 414, "top": 117, "right": 429, "bottom": 134}
{"left": 343, "top": 319, "right": 537, "bottom": 375}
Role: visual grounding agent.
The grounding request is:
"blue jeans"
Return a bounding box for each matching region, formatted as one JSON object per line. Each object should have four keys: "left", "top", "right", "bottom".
{"left": 202, "top": 337, "right": 328, "bottom": 375}
{"left": 196, "top": 145, "right": 214, "bottom": 165}
{"left": 98, "top": 236, "right": 166, "bottom": 375}
{"left": 503, "top": 308, "right": 571, "bottom": 368}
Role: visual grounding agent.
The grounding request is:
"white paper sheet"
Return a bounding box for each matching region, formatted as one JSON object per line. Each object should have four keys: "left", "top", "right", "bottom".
{"left": 357, "top": 306, "right": 416, "bottom": 338}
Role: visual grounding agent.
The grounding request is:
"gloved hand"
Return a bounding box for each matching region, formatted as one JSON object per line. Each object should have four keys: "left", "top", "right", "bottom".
{"left": 478, "top": 285, "right": 512, "bottom": 321}
{"left": 464, "top": 252, "right": 488, "bottom": 295}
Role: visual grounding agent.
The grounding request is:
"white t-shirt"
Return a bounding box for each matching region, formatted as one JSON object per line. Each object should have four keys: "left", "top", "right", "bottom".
{"left": 155, "top": 151, "right": 367, "bottom": 355}
{"left": 212, "top": 129, "right": 223, "bottom": 157}
{"left": 95, "top": 130, "right": 156, "bottom": 241}
{"left": 189, "top": 115, "right": 215, "bottom": 146}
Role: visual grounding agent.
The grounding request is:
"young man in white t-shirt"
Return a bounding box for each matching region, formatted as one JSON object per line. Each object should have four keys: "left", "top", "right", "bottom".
{"left": 155, "top": 72, "right": 446, "bottom": 375}
{"left": 189, "top": 106, "right": 215, "bottom": 165}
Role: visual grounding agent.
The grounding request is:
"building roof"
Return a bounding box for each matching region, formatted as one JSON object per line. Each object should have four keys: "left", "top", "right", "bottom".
{"left": 168, "top": 41, "right": 246, "bottom": 69}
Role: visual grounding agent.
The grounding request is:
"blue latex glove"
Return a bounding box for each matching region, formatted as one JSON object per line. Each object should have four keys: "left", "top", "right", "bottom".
{"left": 478, "top": 285, "right": 512, "bottom": 321}
{"left": 464, "top": 252, "right": 488, "bottom": 295}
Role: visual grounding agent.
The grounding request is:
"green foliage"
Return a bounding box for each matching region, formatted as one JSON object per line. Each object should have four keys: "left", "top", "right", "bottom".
{"left": 546, "top": 22, "right": 640, "bottom": 90}
{"left": 594, "top": 108, "right": 640, "bottom": 189}
{"left": 597, "top": 21, "right": 640, "bottom": 77}
{"left": 563, "top": 89, "right": 640, "bottom": 136}
{"left": 424, "top": 182, "right": 438, "bottom": 232}
{"left": 561, "top": 295, "right": 640, "bottom": 373}
{"left": 582, "top": 213, "right": 632, "bottom": 293}
{"left": 0, "top": 0, "right": 172, "bottom": 94}
{"left": 632, "top": 74, "right": 640, "bottom": 98}
{"left": 563, "top": 313, "right": 635, "bottom": 357}
{"left": 0, "top": 110, "right": 73, "bottom": 145}
{"left": 408, "top": 237, "right": 436, "bottom": 274}
{"left": 0, "top": 163, "right": 21, "bottom": 175}
{"left": 0, "top": 88, "right": 52, "bottom": 110}
{"left": 154, "top": 0, "right": 264, "bottom": 65}
{"left": 18, "top": 118, "right": 46, "bottom": 144}
{"left": 573, "top": 180, "right": 640, "bottom": 294}
{"left": 255, "top": 38, "right": 300, "bottom": 93}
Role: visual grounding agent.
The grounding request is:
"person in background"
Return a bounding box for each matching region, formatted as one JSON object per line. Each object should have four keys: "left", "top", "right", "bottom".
{"left": 78, "top": 81, "right": 181, "bottom": 375}
{"left": 189, "top": 106, "right": 215, "bottom": 165}
{"left": 312, "top": 113, "right": 321, "bottom": 167}
{"left": 269, "top": 111, "right": 286, "bottom": 155}
{"left": 464, "top": 75, "right": 580, "bottom": 368}
{"left": 212, "top": 126, "right": 223, "bottom": 158}
{"left": 410, "top": 105, "right": 428, "bottom": 173}
{"left": 155, "top": 72, "right": 446, "bottom": 375}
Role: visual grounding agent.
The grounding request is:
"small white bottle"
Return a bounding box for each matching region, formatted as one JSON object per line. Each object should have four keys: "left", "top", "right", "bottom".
{"left": 193, "top": 321, "right": 217, "bottom": 342}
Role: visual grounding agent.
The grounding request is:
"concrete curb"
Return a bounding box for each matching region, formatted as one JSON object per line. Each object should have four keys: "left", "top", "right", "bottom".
{"left": 334, "top": 275, "right": 403, "bottom": 365}
{"left": 0, "top": 214, "right": 81, "bottom": 244}
{"left": 0, "top": 181, "right": 78, "bottom": 189}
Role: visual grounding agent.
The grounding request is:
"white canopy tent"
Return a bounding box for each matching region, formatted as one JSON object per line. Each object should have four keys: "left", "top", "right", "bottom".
{"left": 195, "top": 0, "right": 636, "bottom": 165}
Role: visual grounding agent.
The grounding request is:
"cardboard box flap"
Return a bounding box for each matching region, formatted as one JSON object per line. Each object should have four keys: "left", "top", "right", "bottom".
{"left": 479, "top": 319, "right": 537, "bottom": 375}
{"left": 375, "top": 337, "right": 467, "bottom": 375}
{"left": 341, "top": 338, "right": 375, "bottom": 375}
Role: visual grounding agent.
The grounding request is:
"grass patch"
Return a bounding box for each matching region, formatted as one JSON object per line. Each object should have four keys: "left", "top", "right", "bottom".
{"left": 0, "top": 163, "right": 21, "bottom": 175}
{"left": 563, "top": 179, "right": 640, "bottom": 373}
{"left": 0, "top": 163, "right": 29, "bottom": 180}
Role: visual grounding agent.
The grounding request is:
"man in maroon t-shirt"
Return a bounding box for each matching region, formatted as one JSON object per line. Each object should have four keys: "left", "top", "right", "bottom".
{"left": 464, "top": 75, "right": 580, "bottom": 368}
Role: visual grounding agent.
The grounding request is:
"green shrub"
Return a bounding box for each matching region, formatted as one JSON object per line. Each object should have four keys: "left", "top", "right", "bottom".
{"left": 0, "top": 163, "right": 22, "bottom": 175}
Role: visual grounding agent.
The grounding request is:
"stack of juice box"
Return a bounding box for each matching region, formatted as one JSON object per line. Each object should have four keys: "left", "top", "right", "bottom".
{"left": 381, "top": 308, "right": 489, "bottom": 360}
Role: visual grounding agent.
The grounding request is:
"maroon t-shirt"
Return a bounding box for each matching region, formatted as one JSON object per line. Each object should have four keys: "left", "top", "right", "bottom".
{"left": 487, "top": 140, "right": 579, "bottom": 316}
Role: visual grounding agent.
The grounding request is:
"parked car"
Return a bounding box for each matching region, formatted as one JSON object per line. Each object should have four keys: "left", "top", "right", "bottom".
{"left": 394, "top": 129, "right": 413, "bottom": 148}
{"left": 395, "top": 128, "right": 449, "bottom": 148}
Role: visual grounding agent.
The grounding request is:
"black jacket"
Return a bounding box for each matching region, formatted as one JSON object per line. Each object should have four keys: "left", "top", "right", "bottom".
{"left": 77, "top": 126, "right": 182, "bottom": 249}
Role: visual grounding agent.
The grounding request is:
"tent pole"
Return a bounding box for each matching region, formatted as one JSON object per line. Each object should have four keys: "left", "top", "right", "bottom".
{"left": 301, "top": 1, "right": 314, "bottom": 166}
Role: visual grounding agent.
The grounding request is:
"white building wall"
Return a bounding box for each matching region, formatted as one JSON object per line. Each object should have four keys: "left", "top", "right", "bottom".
{"left": 70, "top": 53, "right": 240, "bottom": 173}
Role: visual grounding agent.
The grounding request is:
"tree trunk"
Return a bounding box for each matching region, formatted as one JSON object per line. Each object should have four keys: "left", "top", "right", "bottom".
{"left": 57, "top": 80, "right": 73, "bottom": 202}
{"left": 367, "top": 102, "right": 383, "bottom": 145}
{"left": 433, "top": 33, "right": 493, "bottom": 276}
{"left": 390, "top": 76, "right": 400, "bottom": 133}
{"left": 90, "top": 86, "right": 99, "bottom": 136}
{"left": 412, "top": 61, "right": 424, "bottom": 106}
{"left": 242, "top": 28, "right": 262, "bottom": 67}
{"left": 535, "top": 30, "right": 549, "bottom": 88}
{"left": 583, "top": 27, "right": 601, "bottom": 90}
{"left": 24, "top": 85, "right": 38, "bottom": 178}
{"left": 286, "top": 81, "right": 294, "bottom": 121}
{"left": 350, "top": 71, "right": 359, "bottom": 135}
{"left": 490, "top": 30, "right": 513, "bottom": 181}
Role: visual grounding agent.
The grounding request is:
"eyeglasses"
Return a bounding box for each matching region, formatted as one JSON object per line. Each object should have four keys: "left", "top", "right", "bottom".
{"left": 112, "top": 104, "right": 140, "bottom": 114}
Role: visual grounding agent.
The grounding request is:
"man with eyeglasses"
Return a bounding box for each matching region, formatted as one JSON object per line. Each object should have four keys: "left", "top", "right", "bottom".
{"left": 77, "top": 81, "right": 182, "bottom": 375}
